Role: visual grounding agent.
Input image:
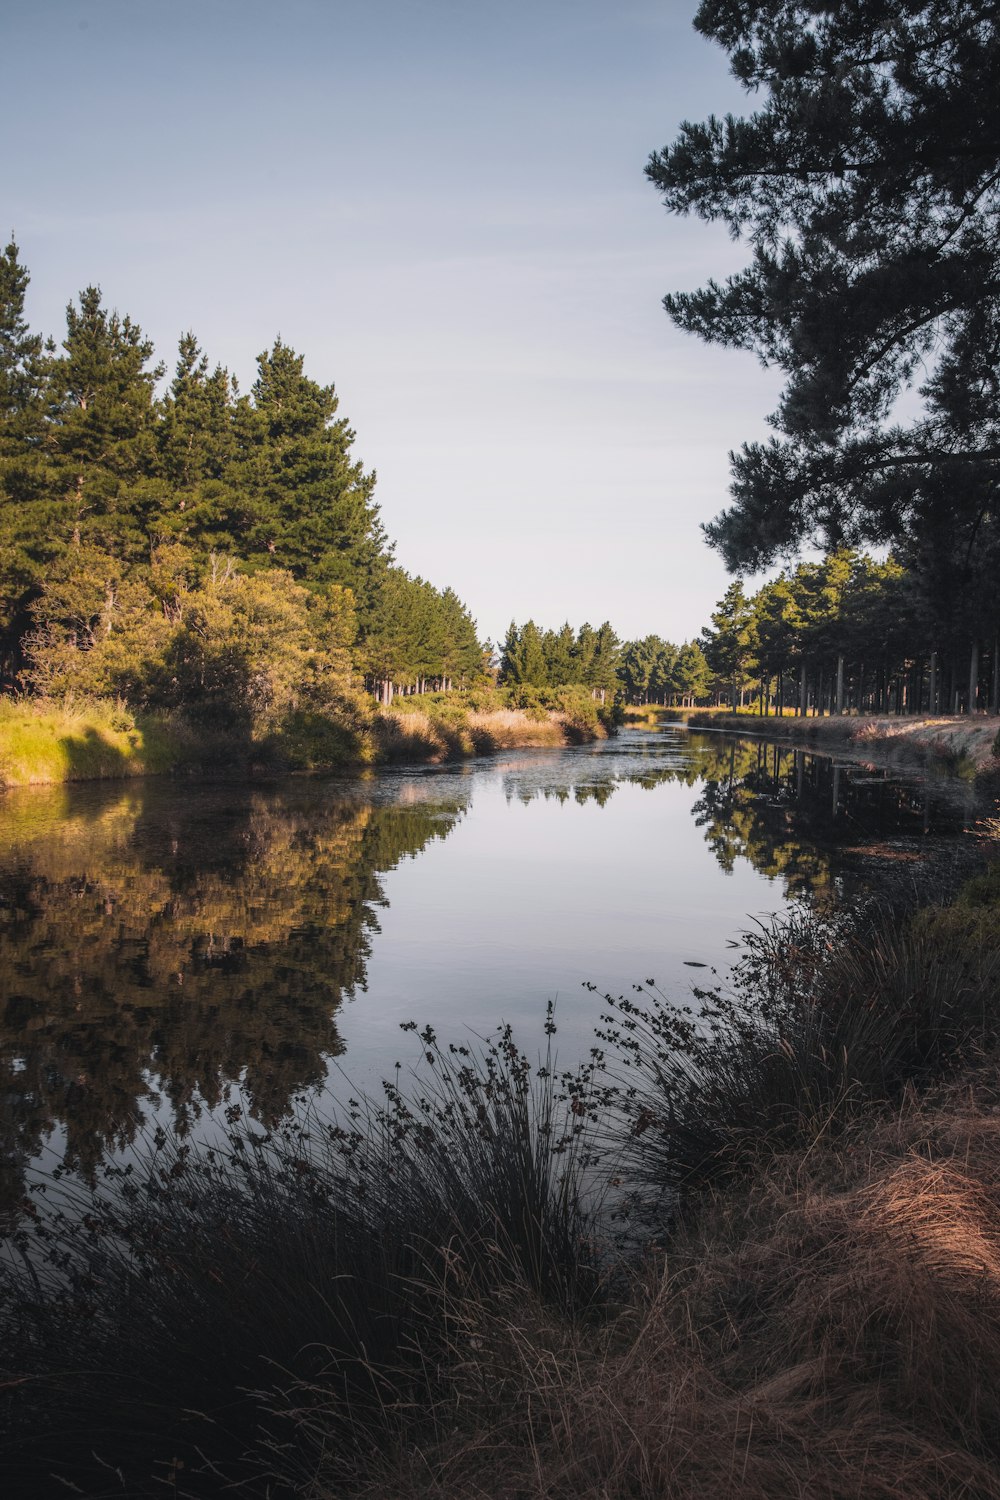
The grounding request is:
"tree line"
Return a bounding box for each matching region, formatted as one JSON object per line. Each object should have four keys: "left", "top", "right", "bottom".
{"left": 497, "top": 619, "right": 712, "bottom": 708}
{"left": 0, "top": 243, "right": 485, "bottom": 733}
{"left": 701, "top": 550, "right": 1000, "bottom": 717}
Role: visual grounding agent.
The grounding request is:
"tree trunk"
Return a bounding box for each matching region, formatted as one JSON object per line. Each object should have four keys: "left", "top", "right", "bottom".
{"left": 969, "top": 640, "right": 980, "bottom": 714}
{"left": 929, "top": 651, "right": 937, "bottom": 714}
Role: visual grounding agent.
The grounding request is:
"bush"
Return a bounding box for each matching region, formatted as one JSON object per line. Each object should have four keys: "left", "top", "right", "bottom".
{"left": 23, "top": 553, "right": 357, "bottom": 742}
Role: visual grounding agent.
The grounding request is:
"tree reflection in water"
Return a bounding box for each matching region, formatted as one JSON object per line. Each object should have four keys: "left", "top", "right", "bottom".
{"left": 0, "top": 732, "right": 979, "bottom": 1214}
{"left": 0, "top": 780, "right": 465, "bottom": 1209}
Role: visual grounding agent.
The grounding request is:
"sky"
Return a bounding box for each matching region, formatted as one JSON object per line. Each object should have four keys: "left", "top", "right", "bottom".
{"left": 4, "top": 0, "right": 784, "bottom": 648}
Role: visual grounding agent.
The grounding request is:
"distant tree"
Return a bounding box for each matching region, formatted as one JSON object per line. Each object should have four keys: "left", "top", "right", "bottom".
{"left": 0, "top": 239, "right": 46, "bottom": 464}
{"left": 0, "top": 240, "right": 48, "bottom": 681}
{"left": 542, "top": 621, "right": 576, "bottom": 685}
{"left": 153, "top": 333, "right": 239, "bottom": 548}
{"left": 702, "top": 580, "right": 756, "bottom": 708}
{"left": 500, "top": 619, "right": 547, "bottom": 686}
{"left": 619, "top": 636, "right": 658, "bottom": 704}
{"left": 587, "top": 621, "right": 621, "bottom": 702}
{"left": 675, "top": 639, "right": 711, "bottom": 706}
{"left": 44, "top": 286, "right": 164, "bottom": 558}
{"left": 230, "top": 339, "right": 386, "bottom": 606}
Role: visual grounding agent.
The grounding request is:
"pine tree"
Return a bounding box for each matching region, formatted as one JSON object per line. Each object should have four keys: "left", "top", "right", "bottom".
{"left": 0, "top": 240, "right": 49, "bottom": 681}
{"left": 153, "top": 333, "right": 239, "bottom": 547}
{"left": 230, "top": 340, "right": 386, "bottom": 606}
{"left": 44, "top": 286, "right": 163, "bottom": 557}
{"left": 702, "top": 581, "right": 756, "bottom": 708}
{"left": 588, "top": 621, "right": 621, "bottom": 702}
{"left": 650, "top": 1, "right": 1000, "bottom": 575}
{"left": 500, "top": 620, "right": 547, "bottom": 685}
{"left": 543, "top": 622, "right": 576, "bottom": 685}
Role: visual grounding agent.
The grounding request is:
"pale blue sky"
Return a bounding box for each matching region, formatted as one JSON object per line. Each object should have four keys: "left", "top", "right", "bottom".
{"left": 5, "top": 0, "right": 781, "bottom": 646}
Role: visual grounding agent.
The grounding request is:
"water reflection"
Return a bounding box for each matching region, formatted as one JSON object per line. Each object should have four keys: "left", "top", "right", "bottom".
{"left": 0, "top": 729, "right": 988, "bottom": 1212}
{"left": 499, "top": 732, "right": 978, "bottom": 902}
{"left": 0, "top": 780, "right": 465, "bottom": 1206}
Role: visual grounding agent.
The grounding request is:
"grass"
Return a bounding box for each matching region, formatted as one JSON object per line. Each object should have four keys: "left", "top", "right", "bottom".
{"left": 0, "top": 688, "right": 616, "bottom": 786}
{"left": 0, "top": 1013, "right": 609, "bottom": 1497}
{"left": 376, "top": 685, "right": 618, "bottom": 760}
{"left": 0, "top": 697, "right": 184, "bottom": 788}
{"left": 594, "top": 888, "right": 1000, "bottom": 1198}
{"left": 364, "top": 1069, "right": 1000, "bottom": 1499}
{"left": 6, "top": 866, "right": 1000, "bottom": 1496}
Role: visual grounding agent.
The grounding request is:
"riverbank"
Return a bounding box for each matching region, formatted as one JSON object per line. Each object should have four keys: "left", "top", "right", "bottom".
{"left": 0, "top": 691, "right": 612, "bottom": 790}
{"left": 688, "top": 707, "right": 1000, "bottom": 782}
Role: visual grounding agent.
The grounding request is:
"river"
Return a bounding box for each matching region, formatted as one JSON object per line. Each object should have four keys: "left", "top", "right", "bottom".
{"left": 0, "top": 724, "right": 990, "bottom": 1211}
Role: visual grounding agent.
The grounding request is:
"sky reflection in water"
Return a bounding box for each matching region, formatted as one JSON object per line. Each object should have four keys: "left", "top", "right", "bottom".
{"left": 0, "top": 725, "right": 989, "bottom": 1210}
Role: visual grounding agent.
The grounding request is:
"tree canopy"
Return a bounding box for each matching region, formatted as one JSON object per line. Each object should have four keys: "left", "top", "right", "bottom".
{"left": 0, "top": 244, "right": 488, "bottom": 720}
{"left": 650, "top": 0, "right": 1000, "bottom": 609}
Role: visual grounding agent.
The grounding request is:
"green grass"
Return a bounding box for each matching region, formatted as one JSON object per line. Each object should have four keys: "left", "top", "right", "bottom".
{"left": 0, "top": 698, "right": 183, "bottom": 788}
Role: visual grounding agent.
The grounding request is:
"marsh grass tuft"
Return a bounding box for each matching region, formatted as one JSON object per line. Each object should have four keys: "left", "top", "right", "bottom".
{"left": 596, "top": 889, "right": 1000, "bottom": 1198}
{"left": 0, "top": 1011, "right": 609, "bottom": 1497}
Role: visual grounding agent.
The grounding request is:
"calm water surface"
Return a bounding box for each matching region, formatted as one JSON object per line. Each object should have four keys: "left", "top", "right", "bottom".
{"left": 0, "top": 725, "right": 992, "bottom": 1208}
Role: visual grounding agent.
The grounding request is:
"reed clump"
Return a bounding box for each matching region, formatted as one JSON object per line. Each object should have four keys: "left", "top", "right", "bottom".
{"left": 595, "top": 888, "right": 1000, "bottom": 1197}
{"left": 363, "top": 1072, "right": 1000, "bottom": 1499}
{"left": 0, "top": 1015, "right": 607, "bottom": 1497}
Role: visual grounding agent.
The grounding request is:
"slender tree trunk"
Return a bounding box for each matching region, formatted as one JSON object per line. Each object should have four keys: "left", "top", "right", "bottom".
{"left": 991, "top": 635, "right": 999, "bottom": 715}
{"left": 969, "top": 640, "right": 980, "bottom": 714}
{"left": 929, "top": 651, "right": 937, "bottom": 714}
{"left": 798, "top": 662, "right": 807, "bottom": 717}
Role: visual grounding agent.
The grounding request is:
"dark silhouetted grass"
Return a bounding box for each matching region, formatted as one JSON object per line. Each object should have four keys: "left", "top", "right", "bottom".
{"left": 0, "top": 1013, "right": 608, "bottom": 1497}
{"left": 595, "top": 885, "right": 1000, "bottom": 1198}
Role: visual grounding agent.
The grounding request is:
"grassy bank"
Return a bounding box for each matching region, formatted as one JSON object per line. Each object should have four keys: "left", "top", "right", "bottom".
{"left": 689, "top": 707, "right": 1000, "bottom": 782}
{"left": 0, "top": 697, "right": 188, "bottom": 787}
{"left": 0, "top": 688, "right": 614, "bottom": 789}
{"left": 5, "top": 856, "right": 1000, "bottom": 1496}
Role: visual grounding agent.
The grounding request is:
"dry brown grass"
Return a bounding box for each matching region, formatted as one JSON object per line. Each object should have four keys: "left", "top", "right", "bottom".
{"left": 690, "top": 710, "right": 1000, "bottom": 780}
{"left": 373, "top": 707, "right": 596, "bottom": 762}
{"left": 339, "top": 1067, "right": 1000, "bottom": 1500}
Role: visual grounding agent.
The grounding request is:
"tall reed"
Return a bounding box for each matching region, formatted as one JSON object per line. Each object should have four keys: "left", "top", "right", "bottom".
{"left": 596, "top": 893, "right": 1000, "bottom": 1197}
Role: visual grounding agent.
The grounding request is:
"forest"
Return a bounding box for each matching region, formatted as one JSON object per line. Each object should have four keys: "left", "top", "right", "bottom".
{"left": 0, "top": 243, "right": 715, "bottom": 753}
{"left": 4, "top": 231, "right": 997, "bottom": 773}
{"left": 0, "top": 242, "right": 485, "bottom": 746}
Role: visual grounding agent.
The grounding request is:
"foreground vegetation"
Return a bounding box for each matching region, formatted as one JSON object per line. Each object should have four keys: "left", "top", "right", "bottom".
{"left": 4, "top": 851, "right": 1000, "bottom": 1497}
